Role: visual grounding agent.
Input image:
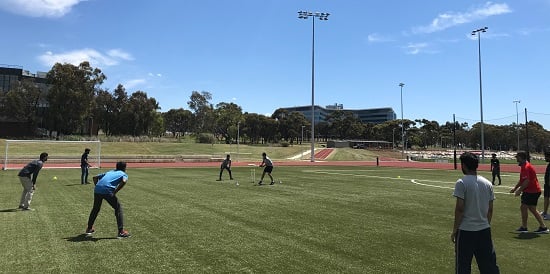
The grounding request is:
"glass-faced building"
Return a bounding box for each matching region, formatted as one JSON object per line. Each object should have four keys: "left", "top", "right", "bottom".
{"left": 280, "top": 104, "right": 396, "bottom": 124}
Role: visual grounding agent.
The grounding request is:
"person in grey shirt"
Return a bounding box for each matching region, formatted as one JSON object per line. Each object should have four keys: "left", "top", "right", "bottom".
{"left": 452, "top": 152, "right": 499, "bottom": 274}
{"left": 18, "top": 152, "right": 48, "bottom": 211}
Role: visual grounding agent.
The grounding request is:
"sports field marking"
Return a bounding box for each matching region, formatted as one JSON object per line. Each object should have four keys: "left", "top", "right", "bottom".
{"left": 306, "top": 169, "right": 512, "bottom": 195}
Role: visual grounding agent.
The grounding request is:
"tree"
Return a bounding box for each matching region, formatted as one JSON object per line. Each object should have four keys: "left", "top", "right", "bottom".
{"left": 124, "top": 91, "right": 160, "bottom": 136}
{"left": 187, "top": 91, "right": 214, "bottom": 134}
{"left": 150, "top": 111, "right": 165, "bottom": 138}
{"left": 163, "top": 108, "right": 194, "bottom": 137}
{"left": 109, "top": 84, "right": 130, "bottom": 135}
{"left": 214, "top": 102, "right": 243, "bottom": 143}
{"left": 45, "top": 61, "right": 105, "bottom": 134}
{"left": 2, "top": 79, "right": 46, "bottom": 134}
{"left": 93, "top": 89, "right": 115, "bottom": 135}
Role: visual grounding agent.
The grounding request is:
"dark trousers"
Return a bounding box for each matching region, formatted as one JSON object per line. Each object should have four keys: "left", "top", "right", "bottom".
{"left": 219, "top": 166, "right": 233, "bottom": 179}
{"left": 81, "top": 166, "right": 89, "bottom": 184}
{"left": 455, "top": 228, "right": 500, "bottom": 274}
{"left": 491, "top": 171, "right": 501, "bottom": 185}
{"left": 87, "top": 193, "right": 124, "bottom": 233}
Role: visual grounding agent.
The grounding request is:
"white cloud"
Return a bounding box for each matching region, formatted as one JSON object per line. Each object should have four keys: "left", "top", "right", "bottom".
{"left": 107, "top": 49, "right": 134, "bottom": 61}
{"left": 0, "top": 0, "right": 84, "bottom": 18}
{"left": 404, "top": 43, "right": 439, "bottom": 55}
{"left": 413, "top": 2, "right": 512, "bottom": 34}
{"left": 148, "top": 72, "right": 162, "bottom": 77}
{"left": 367, "top": 33, "right": 394, "bottom": 43}
{"left": 124, "top": 79, "right": 147, "bottom": 90}
{"left": 38, "top": 48, "right": 133, "bottom": 68}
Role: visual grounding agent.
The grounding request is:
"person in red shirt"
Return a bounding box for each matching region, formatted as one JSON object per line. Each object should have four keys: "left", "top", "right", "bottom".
{"left": 510, "top": 151, "right": 549, "bottom": 233}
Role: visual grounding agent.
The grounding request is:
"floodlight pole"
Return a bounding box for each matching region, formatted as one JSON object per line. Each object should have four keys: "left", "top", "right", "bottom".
{"left": 399, "top": 83, "right": 405, "bottom": 159}
{"left": 472, "top": 27, "right": 488, "bottom": 162}
{"left": 298, "top": 11, "right": 329, "bottom": 162}
{"left": 237, "top": 121, "right": 240, "bottom": 162}
{"left": 513, "top": 100, "right": 521, "bottom": 151}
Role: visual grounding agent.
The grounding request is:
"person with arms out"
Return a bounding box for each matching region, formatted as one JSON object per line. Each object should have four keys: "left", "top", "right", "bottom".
{"left": 81, "top": 148, "right": 91, "bottom": 185}
{"left": 452, "top": 152, "right": 500, "bottom": 274}
{"left": 86, "top": 161, "right": 131, "bottom": 238}
{"left": 258, "top": 152, "right": 275, "bottom": 186}
{"left": 540, "top": 148, "right": 550, "bottom": 220}
{"left": 509, "top": 151, "right": 549, "bottom": 233}
{"left": 17, "top": 152, "right": 48, "bottom": 211}
{"left": 217, "top": 154, "right": 233, "bottom": 181}
{"left": 490, "top": 153, "right": 501, "bottom": 185}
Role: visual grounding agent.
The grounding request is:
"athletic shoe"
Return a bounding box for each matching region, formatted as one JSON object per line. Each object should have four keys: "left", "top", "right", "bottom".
{"left": 269, "top": 181, "right": 275, "bottom": 185}
{"left": 534, "top": 227, "right": 550, "bottom": 234}
{"left": 258, "top": 181, "right": 263, "bottom": 186}
{"left": 85, "top": 227, "right": 95, "bottom": 235}
{"left": 118, "top": 230, "right": 131, "bottom": 238}
{"left": 216, "top": 179, "right": 222, "bottom": 181}
{"left": 541, "top": 212, "right": 549, "bottom": 220}
{"left": 21, "top": 207, "right": 34, "bottom": 211}
{"left": 18, "top": 205, "right": 24, "bottom": 209}
{"left": 515, "top": 226, "right": 528, "bottom": 233}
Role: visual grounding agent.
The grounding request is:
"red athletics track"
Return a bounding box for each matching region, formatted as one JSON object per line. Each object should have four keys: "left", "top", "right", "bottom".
{"left": 21, "top": 159, "right": 544, "bottom": 175}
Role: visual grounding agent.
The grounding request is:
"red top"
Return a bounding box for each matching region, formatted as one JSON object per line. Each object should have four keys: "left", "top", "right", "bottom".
{"left": 520, "top": 161, "right": 541, "bottom": 193}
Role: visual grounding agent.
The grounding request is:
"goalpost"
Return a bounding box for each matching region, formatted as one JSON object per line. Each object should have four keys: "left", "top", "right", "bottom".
{"left": 3, "top": 140, "right": 101, "bottom": 170}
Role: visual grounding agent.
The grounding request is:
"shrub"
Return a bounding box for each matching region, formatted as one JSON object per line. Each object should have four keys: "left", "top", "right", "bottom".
{"left": 197, "top": 133, "right": 215, "bottom": 144}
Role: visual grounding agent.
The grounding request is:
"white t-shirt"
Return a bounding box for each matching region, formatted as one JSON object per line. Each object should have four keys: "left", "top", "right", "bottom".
{"left": 452, "top": 175, "right": 495, "bottom": 231}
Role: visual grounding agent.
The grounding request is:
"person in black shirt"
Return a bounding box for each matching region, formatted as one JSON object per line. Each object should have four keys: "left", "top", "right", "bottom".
{"left": 217, "top": 154, "right": 233, "bottom": 181}
{"left": 490, "top": 153, "right": 501, "bottom": 185}
{"left": 81, "top": 148, "right": 91, "bottom": 184}
{"left": 18, "top": 152, "right": 48, "bottom": 211}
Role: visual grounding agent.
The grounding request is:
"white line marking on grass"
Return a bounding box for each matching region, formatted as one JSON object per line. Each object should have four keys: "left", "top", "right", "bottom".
{"left": 306, "top": 169, "right": 512, "bottom": 195}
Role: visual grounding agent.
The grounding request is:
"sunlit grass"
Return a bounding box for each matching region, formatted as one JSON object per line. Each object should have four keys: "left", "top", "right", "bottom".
{"left": 1, "top": 166, "right": 548, "bottom": 273}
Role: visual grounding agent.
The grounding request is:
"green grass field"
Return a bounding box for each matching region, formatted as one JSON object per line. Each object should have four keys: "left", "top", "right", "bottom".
{"left": 1, "top": 165, "right": 549, "bottom": 273}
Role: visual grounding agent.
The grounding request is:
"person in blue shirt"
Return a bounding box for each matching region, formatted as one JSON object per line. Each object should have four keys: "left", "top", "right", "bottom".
{"left": 85, "top": 161, "right": 131, "bottom": 238}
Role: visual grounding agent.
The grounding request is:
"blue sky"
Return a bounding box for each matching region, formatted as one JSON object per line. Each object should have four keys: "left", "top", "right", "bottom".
{"left": 1, "top": 0, "right": 550, "bottom": 129}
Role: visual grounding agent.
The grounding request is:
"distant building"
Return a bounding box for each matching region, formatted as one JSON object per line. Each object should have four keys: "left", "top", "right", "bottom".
{"left": 280, "top": 104, "right": 396, "bottom": 125}
{"left": 0, "top": 65, "right": 50, "bottom": 136}
{"left": 0, "top": 65, "right": 48, "bottom": 93}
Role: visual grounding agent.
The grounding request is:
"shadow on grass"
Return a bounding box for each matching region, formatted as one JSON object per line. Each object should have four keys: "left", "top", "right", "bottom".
{"left": 0, "top": 208, "right": 19, "bottom": 213}
{"left": 64, "top": 234, "right": 118, "bottom": 242}
{"left": 512, "top": 232, "right": 541, "bottom": 240}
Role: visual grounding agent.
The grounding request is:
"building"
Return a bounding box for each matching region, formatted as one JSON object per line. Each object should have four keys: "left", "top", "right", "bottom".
{"left": 0, "top": 65, "right": 50, "bottom": 136}
{"left": 280, "top": 104, "right": 396, "bottom": 125}
{"left": 0, "top": 65, "right": 48, "bottom": 93}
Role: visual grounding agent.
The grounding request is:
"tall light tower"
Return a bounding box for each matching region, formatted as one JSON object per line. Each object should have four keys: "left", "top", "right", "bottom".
{"left": 399, "top": 83, "right": 405, "bottom": 159}
{"left": 513, "top": 100, "right": 521, "bottom": 150}
{"left": 472, "top": 27, "right": 488, "bottom": 161}
{"left": 298, "top": 11, "right": 329, "bottom": 162}
{"left": 237, "top": 121, "right": 240, "bottom": 162}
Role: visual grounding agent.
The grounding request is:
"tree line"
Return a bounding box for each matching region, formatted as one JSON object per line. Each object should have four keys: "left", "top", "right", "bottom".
{"left": 1, "top": 62, "right": 550, "bottom": 152}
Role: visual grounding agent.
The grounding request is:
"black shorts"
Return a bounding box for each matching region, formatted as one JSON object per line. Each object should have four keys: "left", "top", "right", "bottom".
{"left": 544, "top": 184, "right": 550, "bottom": 198}
{"left": 263, "top": 166, "right": 273, "bottom": 173}
{"left": 521, "top": 192, "right": 541, "bottom": 206}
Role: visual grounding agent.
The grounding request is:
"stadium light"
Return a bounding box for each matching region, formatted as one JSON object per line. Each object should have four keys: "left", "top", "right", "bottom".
{"left": 237, "top": 121, "right": 240, "bottom": 162}
{"left": 298, "top": 10, "right": 330, "bottom": 162}
{"left": 472, "top": 27, "right": 488, "bottom": 161}
{"left": 399, "top": 83, "right": 405, "bottom": 159}
{"left": 513, "top": 100, "right": 521, "bottom": 150}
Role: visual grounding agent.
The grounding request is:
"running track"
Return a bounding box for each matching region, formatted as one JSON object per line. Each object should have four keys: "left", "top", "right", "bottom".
{"left": 17, "top": 158, "right": 545, "bottom": 174}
